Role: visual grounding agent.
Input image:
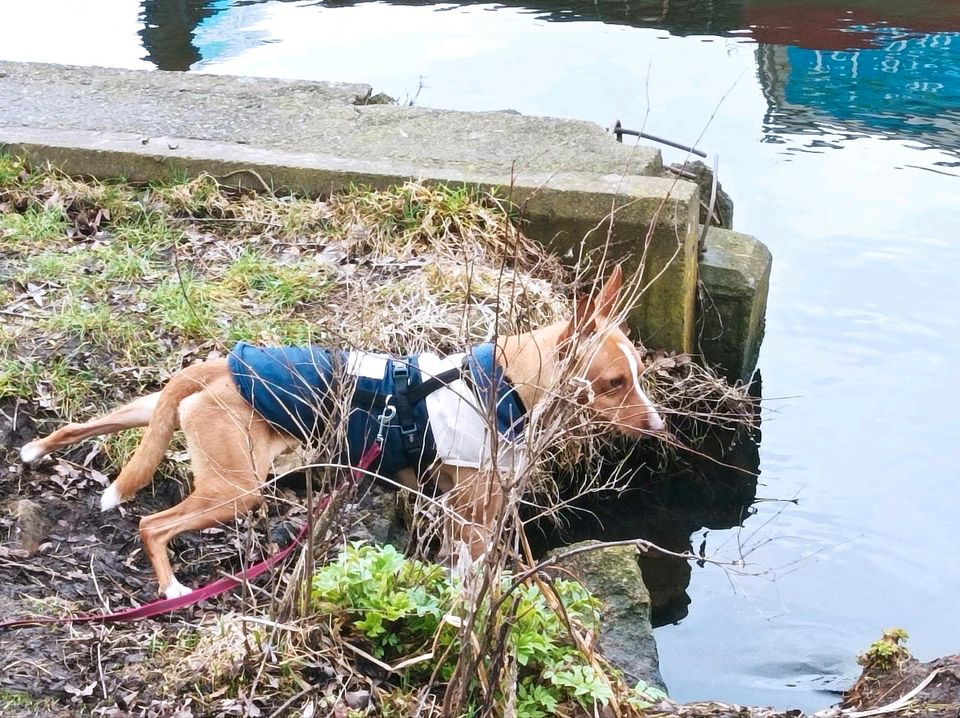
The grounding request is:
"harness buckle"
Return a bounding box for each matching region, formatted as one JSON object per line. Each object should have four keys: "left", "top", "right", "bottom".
{"left": 376, "top": 403, "right": 397, "bottom": 444}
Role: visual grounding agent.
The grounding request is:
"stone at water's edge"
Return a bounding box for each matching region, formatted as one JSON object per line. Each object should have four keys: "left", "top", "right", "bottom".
{"left": 842, "top": 653, "right": 960, "bottom": 718}
{"left": 698, "top": 228, "right": 773, "bottom": 383}
{"left": 550, "top": 540, "right": 666, "bottom": 693}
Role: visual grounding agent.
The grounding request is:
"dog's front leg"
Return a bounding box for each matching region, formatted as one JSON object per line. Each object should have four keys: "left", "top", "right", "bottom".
{"left": 441, "top": 465, "right": 502, "bottom": 575}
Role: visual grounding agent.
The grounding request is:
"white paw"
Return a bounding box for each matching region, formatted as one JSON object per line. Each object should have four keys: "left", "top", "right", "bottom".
{"left": 19, "top": 441, "right": 46, "bottom": 464}
{"left": 451, "top": 543, "right": 483, "bottom": 581}
{"left": 100, "top": 483, "right": 122, "bottom": 512}
{"left": 163, "top": 578, "right": 193, "bottom": 600}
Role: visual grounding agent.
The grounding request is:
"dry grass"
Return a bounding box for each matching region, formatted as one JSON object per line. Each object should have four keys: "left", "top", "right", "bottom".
{"left": 0, "top": 162, "right": 578, "bottom": 470}
{"left": 0, "top": 155, "right": 759, "bottom": 717}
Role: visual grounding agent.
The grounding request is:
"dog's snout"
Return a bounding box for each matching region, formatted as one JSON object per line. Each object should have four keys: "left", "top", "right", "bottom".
{"left": 644, "top": 409, "right": 665, "bottom": 433}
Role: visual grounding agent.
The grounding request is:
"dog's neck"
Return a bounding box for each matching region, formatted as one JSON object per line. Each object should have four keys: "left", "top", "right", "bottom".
{"left": 493, "top": 320, "right": 570, "bottom": 411}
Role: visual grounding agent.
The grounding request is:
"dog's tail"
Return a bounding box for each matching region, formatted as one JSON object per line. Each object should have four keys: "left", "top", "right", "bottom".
{"left": 102, "top": 362, "right": 224, "bottom": 511}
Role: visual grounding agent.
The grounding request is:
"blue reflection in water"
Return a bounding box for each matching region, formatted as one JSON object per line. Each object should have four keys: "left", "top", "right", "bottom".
{"left": 764, "top": 27, "right": 960, "bottom": 151}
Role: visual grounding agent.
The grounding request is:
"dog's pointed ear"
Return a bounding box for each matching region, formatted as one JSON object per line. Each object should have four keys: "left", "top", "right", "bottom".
{"left": 558, "top": 293, "right": 596, "bottom": 355}
{"left": 595, "top": 264, "right": 624, "bottom": 319}
{"left": 559, "top": 266, "right": 626, "bottom": 352}
{"left": 573, "top": 293, "right": 598, "bottom": 335}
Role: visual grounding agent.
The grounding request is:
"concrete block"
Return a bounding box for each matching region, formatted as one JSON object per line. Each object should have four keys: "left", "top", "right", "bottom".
{"left": 698, "top": 227, "right": 772, "bottom": 383}
{"left": 0, "top": 61, "right": 702, "bottom": 353}
{"left": 517, "top": 175, "right": 700, "bottom": 354}
{"left": 0, "top": 61, "right": 661, "bottom": 179}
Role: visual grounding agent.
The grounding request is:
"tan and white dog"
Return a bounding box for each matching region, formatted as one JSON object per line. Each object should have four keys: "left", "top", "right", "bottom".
{"left": 20, "top": 266, "right": 664, "bottom": 598}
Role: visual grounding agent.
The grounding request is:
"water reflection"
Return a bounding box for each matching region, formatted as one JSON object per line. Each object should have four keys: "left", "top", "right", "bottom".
{"left": 744, "top": 0, "right": 960, "bottom": 50}
{"left": 138, "top": 0, "right": 960, "bottom": 157}
{"left": 756, "top": 29, "right": 960, "bottom": 155}
{"left": 531, "top": 433, "right": 761, "bottom": 627}
{"left": 140, "top": 0, "right": 219, "bottom": 70}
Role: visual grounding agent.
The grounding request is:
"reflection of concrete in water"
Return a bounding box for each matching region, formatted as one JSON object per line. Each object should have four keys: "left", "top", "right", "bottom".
{"left": 530, "top": 436, "right": 760, "bottom": 627}
{"left": 140, "top": 0, "right": 218, "bottom": 70}
{"left": 317, "top": 0, "right": 745, "bottom": 33}
{"left": 756, "top": 33, "right": 960, "bottom": 155}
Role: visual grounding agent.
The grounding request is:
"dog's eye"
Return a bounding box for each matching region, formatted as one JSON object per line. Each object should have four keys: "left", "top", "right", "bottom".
{"left": 609, "top": 376, "right": 626, "bottom": 390}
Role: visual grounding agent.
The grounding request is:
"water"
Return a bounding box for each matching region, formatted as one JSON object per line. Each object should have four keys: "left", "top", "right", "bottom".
{"left": 4, "top": 0, "right": 960, "bottom": 711}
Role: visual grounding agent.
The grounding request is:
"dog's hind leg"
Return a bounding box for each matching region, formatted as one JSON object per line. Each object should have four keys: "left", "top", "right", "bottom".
{"left": 138, "top": 377, "right": 290, "bottom": 598}
{"left": 20, "top": 392, "right": 161, "bottom": 464}
{"left": 101, "top": 361, "right": 230, "bottom": 512}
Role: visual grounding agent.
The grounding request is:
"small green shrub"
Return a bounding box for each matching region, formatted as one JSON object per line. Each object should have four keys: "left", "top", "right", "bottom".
{"left": 858, "top": 627, "right": 910, "bottom": 671}
{"left": 312, "top": 543, "right": 666, "bottom": 717}
{"left": 312, "top": 543, "right": 456, "bottom": 666}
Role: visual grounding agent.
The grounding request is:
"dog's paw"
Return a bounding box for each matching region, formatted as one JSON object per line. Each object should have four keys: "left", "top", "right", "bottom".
{"left": 19, "top": 441, "right": 46, "bottom": 465}
{"left": 450, "top": 542, "right": 484, "bottom": 582}
{"left": 163, "top": 578, "right": 193, "bottom": 600}
{"left": 100, "top": 483, "right": 122, "bottom": 512}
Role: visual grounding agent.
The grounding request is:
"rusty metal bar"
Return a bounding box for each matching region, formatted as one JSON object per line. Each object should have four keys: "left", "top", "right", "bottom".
{"left": 613, "top": 120, "right": 708, "bottom": 158}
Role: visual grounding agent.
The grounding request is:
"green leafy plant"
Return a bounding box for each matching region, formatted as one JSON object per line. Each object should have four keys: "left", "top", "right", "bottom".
{"left": 312, "top": 543, "right": 664, "bottom": 717}
{"left": 858, "top": 627, "right": 910, "bottom": 671}
{"left": 312, "top": 543, "right": 455, "bottom": 665}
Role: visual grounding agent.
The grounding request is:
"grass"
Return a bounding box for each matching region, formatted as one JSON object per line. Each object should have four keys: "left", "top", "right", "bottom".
{"left": 223, "top": 250, "right": 334, "bottom": 308}
{"left": 149, "top": 272, "right": 223, "bottom": 339}
{"left": 0, "top": 157, "right": 579, "bottom": 475}
{"left": 0, "top": 154, "right": 757, "bottom": 717}
{"left": 0, "top": 688, "right": 59, "bottom": 713}
{"left": 0, "top": 205, "right": 68, "bottom": 246}
{"left": 1, "top": 153, "right": 755, "bottom": 469}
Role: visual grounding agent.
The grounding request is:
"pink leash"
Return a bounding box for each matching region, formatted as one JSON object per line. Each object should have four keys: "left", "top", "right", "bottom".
{"left": 0, "top": 441, "right": 383, "bottom": 630}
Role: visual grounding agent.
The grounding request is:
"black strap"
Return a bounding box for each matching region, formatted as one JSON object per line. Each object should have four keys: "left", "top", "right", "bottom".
{"left": 411, "top": 363, "right": 467, "bottom": 403}
{"left": 350, "top": 365, "right": 464, "bottom": 409}
{"left": 392, "top": 361, "right": 421, "bottom": 459}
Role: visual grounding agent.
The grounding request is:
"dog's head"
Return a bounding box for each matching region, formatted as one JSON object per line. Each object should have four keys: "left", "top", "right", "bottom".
{"left": 560, "top": 266, "right": 665, "bottom": 437}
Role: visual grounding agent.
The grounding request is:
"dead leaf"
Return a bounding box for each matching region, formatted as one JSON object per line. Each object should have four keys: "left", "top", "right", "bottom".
{"left": 64, "top": 681, "right": 96, "bottom": 697}
{"left": 82, "top": 444, "right": 102, "bottom": 467}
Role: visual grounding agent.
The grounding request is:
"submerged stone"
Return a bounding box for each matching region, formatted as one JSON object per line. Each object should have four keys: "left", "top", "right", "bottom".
{"left": 551, "top": 540, "right": 666, "bottom": 693}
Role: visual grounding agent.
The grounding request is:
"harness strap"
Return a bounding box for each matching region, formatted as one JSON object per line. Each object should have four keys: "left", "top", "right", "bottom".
{"left": 350, "top": 364, "right": 464, "bottom": 409}
{"left": 392, "top": 360, "right": 421, "bottom": 460}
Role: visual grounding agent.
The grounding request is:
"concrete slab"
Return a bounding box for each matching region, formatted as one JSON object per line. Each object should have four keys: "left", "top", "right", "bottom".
{"left": 0, "top": 61, "right": 660, "bottom": 179}
{"left": 0, "top": 62, "right": 703, "bottom": 352}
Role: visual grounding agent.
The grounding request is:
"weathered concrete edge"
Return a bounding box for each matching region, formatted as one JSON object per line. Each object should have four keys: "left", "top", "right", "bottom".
{"left": 1, "top": 125, "right": 700, "bottom": 353}
{"left": 0, "top": 126, "right": 687, "bottom": 204}
{"left": 698, "top": 227, "right": 772, "bottom": 382}
{"left": 0, "top": 61, "right": 662, "bottom": 178}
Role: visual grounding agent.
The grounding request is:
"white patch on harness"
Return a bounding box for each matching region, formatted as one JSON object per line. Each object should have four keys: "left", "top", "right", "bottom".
{"left": 418, "top": 353, "right": 525, "bottom": 472}
{"left": 346, "top": 351, "right": 390, "bottom": 379}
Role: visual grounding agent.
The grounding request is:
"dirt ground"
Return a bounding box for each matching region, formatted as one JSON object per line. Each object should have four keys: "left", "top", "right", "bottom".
{"left": 0, "top": 400, "right": 323, "bottom": 716}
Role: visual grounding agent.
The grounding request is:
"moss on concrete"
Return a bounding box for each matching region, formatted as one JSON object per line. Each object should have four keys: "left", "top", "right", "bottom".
{"left": 698, "top": 227, "right": 772, "bottom": 382}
